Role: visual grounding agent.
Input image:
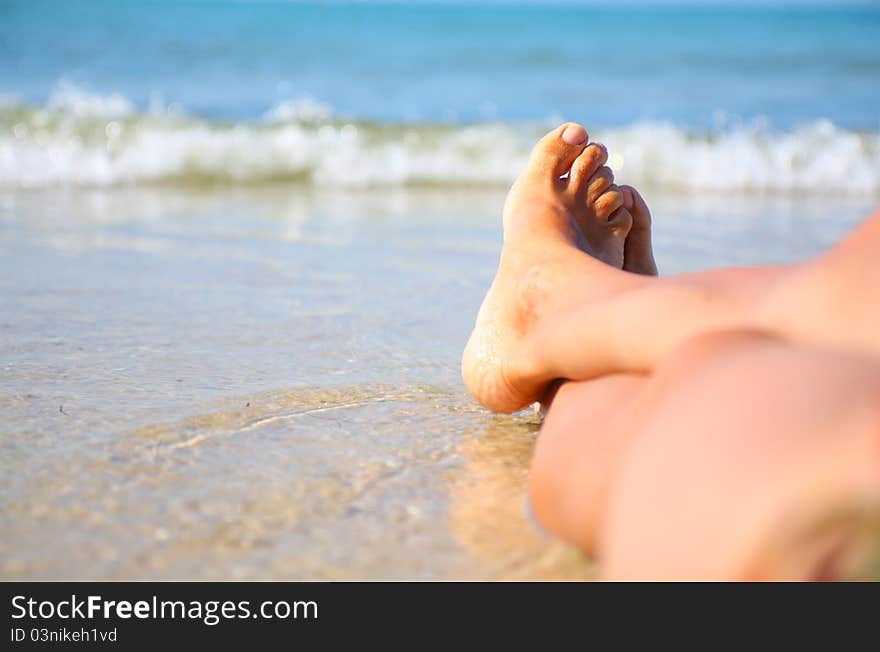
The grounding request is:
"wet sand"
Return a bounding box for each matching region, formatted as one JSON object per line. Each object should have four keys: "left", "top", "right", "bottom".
{"left": 0, "top": 186, "right": 874, "bottom": 579}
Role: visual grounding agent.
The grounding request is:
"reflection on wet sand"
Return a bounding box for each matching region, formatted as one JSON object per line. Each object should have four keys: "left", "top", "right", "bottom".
{"left": 448, "top": 413, "right": 594, "bottom": 581}
{"left": 3, "top": 383, "right": 591, "bottom": 580}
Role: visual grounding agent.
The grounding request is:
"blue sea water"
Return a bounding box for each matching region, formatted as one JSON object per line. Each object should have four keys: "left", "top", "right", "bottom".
{"left": 1, "top": 1, "right": 878, "bottom": 191}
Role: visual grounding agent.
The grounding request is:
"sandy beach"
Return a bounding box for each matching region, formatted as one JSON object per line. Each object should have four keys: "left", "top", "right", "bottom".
{"left": 1, "top": 186, "right": 874, "bottom": 579}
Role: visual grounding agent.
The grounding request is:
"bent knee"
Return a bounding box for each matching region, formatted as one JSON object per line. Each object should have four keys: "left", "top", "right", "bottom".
{"left": 530, "top": 376, "right": 645, "bottom": 551}
{"left": 528, "top": 382, "right": 592, "bottom": 543}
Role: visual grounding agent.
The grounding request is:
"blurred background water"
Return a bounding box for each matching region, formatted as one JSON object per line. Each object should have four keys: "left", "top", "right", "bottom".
{"left": 1, "top": 1, "right": 878, "bottom": 579}
{"left": 1, "top": 0, "right": 878, "bottom": 191}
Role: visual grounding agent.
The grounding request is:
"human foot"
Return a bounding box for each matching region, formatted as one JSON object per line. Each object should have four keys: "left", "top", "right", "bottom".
{"left": 462, "top": 123, "right": 634, "bottom": 413}
{"left": 621, "top": 185, "right": 658, "bottom": 276}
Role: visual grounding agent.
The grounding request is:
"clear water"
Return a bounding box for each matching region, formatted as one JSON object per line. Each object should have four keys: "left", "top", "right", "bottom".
{"left": 1, "top": 1, "right": 878, "bottom": 579}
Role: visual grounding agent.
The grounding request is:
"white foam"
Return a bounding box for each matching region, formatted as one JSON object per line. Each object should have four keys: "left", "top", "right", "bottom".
{"left": 600, "top": 120, "right": 880, "bottom": 195}
{"left": 1, "top": 89, "right": 878, "bottom": 194}
{"left": 263, "top": 97, "right": 333, "bottom": 123}
{"left": 45, "top": 81, "right": 134, "bottom": 119}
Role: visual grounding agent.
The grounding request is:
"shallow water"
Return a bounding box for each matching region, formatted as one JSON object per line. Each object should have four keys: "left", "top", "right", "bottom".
{"left": 1, "top": 186, "right": 875, "bottom": 579}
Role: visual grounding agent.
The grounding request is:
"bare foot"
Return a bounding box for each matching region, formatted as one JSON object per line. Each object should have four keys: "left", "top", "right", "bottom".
{"left": 462, "top": 123, "right": 634, "bottom": 413}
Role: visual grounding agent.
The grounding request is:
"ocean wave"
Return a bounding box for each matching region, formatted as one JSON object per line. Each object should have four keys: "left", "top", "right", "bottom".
{"left": 1, "top": 88, "right": 878, "bottom": 194}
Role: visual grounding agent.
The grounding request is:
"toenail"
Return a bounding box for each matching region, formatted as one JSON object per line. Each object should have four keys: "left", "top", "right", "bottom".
{"left": 588, "top": 143, "right": 608, "bottom": 161}
{"left": 562, "top": 124, "right": 588, "bottom": 146}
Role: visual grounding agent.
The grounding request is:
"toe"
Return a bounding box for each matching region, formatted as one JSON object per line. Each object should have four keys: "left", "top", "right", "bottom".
{"left": 621, "top": 185, "right": 658, "bottom": 275}
{"left": 527, "top": 123, "right": 589, "bottom": 180}
{"left": 586, "top": 166, "right": 615, "bottom": 204}
{"left": 569, "top": 143, "right": 608, "bottom": 190}
{"left": 607, "top": 206, "right": 634, "bottom": 237}
{"left": 621, "top": 185, "right": 635, "bottom": 210}
{"left": 594, "top": 186, "right": 626, "bottom": 221}
{"left": 620, "top": 184, "right": 652, "bottom": 232}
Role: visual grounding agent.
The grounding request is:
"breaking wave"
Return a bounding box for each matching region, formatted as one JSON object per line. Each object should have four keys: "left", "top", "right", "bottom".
{"left": 2, "top": 86, "right": 878, "bottom": 194}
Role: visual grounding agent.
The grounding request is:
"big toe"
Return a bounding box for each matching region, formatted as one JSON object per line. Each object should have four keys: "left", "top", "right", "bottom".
{"left": 526, "top": 123, "right": 589, "bottom": 180}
